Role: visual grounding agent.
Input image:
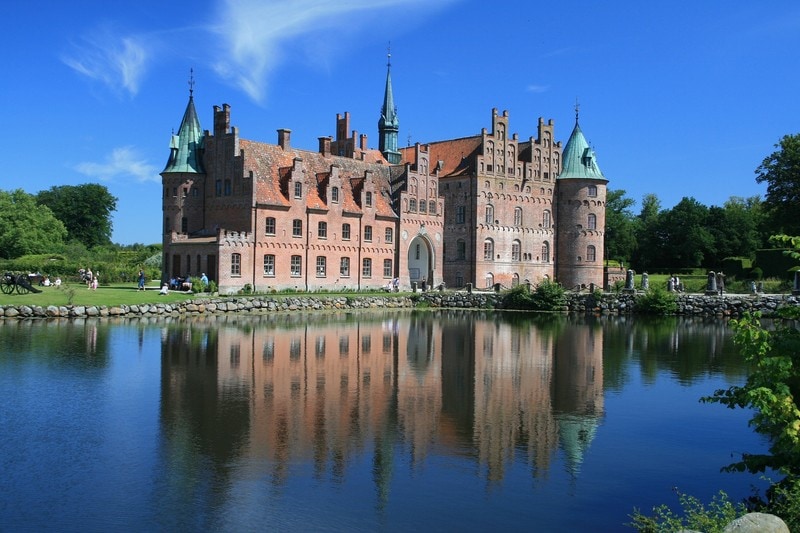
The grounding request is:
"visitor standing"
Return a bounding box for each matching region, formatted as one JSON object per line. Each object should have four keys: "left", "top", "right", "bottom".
{"left": 137, "top": 270, "right": 146, "bottom": 291}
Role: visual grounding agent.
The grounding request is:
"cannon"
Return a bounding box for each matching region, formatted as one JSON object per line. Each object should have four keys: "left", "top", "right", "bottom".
{"left": 1, "top": 272, "right": 43, "bottom": 295}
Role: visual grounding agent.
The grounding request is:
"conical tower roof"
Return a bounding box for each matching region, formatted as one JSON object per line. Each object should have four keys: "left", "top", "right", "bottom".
{"left": 379, "top": 56, "right": 398, "bottom": 130}
{"left": 558, "top": 115, "right": 604, "bottom": 180}
{"left": 163, "top": 91, "right": 204, "bottom": 174}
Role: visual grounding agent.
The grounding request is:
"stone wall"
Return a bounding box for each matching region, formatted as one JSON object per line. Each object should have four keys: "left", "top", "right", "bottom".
{"left": 0, "top": 291, "right": 797, "bottom": 320}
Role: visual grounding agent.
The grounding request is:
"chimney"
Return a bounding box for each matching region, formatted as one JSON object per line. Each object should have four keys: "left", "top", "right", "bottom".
{"left": 359, "top": 134, "right": 368, "bottom": 151}
{"left": 319, "top": 136, "right": 332, "bottom": 157}
{"left": 214, "top": 104, "right": 230, "bottom": 136}
{"left": 277, "top": 128, "right": 292, "bottom": 149}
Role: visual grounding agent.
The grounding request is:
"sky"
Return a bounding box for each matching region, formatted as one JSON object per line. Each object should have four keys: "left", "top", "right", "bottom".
{"left": 3, "top": 1, "right": 799, "bottom": 245}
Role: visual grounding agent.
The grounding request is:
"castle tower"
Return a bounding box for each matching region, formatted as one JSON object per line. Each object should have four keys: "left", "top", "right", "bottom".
{"left": 161, "top": 72, "right": 206, "bottom": 279}
{"left": 555, "top": 108, "right": 607, "bottom": 289}
{"left": 378, "top": 52, "right": 400, "bottom": 164}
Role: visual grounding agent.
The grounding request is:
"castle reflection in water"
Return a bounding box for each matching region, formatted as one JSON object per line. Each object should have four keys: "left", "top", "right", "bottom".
{"left": 159, "top": 310, "right": 604, "bottom": 490}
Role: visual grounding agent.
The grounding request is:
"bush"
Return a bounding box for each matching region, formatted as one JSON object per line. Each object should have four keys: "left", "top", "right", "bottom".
{"left": 502, "top": 280, "right": 565, "bottom": 311}
{"left": 635, "top": 286, "right": 677, "bottom": 315}
{"left": 629, "top": 489, "right": 747, "bottom": 533}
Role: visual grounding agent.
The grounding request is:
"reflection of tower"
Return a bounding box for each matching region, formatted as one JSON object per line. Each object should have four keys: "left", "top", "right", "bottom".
{"left": 439, "top": 313, "right": 476, "bottom": 446}
{"left": 552, "top": 318, "right": 605, "bottom": 476}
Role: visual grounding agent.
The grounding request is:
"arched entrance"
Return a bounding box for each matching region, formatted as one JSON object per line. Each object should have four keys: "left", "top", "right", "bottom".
{"left": 407, "top": 235, "right": 433, "bottom": 288}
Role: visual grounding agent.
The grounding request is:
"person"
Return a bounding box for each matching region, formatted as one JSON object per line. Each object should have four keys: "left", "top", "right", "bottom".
{"left": 91, "top": 276, "right": 98, "bottom": 290}
{"left": 200, "top": 273, "right": 208, "bottom": 288}
{"left": 137, "top": 270, "right": 146, "bottom": 291}
{"left": 392, "top": 277, "right": 399, "bottom": 292}
{"left": 54, "top": 277, "right": 62, "bottom": 287}
{"left": 86, "top": 268, "right": 93, "bottom": 287}
{"left": 421, "top": 277, "right": 427, "bottom": 292}
{"left": 159, "top": 283, "right": 169, "bottom": 295}
{"left": 42, "top": 277, "right": 51, "bottom": 287}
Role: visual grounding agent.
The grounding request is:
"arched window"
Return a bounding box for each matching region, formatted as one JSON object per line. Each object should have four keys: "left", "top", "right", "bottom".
{"left": 409, "top": 198, "right": 417, "bottom": 212}
{"left": 587, "top": 245, "right": 596, "bottom": 262}
{"left": 429, "top": 200, "right": 436, "bottom": 215}
{"left": 542, "top": 210, "right": 551, "bottom": 228}
{"left": 588, "top": 213, "right": 597, "bottom": 230}
{"left": 514, "top": 207, "right": 522, "bottom": 226}
{"left": 588, "top": 185, "right": 598, "bottom": 197}
{"left": 541, "top": 241, "right": 550, "bottom": 262}
{"left": 511, "top": 240, "right": 521, "bottom": 261}
{"left": 483, "top": 239, "right": 494, "bottom": 261}
{"left": 485, "top": 204, "right": 494, "bottom": 224}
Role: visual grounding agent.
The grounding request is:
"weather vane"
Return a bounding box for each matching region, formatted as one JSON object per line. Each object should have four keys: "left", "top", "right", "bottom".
{"left": 189, "top": 68, "right": 195, "bottom": 97}
{"left": 574, "top": 97, "right": 580, "bottom": 122}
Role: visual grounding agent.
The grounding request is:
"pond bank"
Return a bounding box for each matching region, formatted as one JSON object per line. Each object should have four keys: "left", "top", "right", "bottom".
{"left": 0, "top": 291, "right": 798, "bottom": 319}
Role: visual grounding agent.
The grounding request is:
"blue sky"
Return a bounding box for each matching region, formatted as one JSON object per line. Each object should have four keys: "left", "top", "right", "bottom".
{"left": 3, "top": 1, "right": 799, "bottom": 245}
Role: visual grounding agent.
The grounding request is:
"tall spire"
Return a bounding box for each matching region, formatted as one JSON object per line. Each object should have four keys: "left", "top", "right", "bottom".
{"left": 558, "top": 108, "right": 604, "bottom": 181}
{"left": 163, "top": 69, "right": 204, "bottom": 174}
{"left": 378, "top": 46, "right": 400, "bottom": 164}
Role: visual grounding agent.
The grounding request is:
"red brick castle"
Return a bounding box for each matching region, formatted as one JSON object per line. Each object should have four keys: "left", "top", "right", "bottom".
{"left": 161, "top": 60, "right": 607, "bottom": 294}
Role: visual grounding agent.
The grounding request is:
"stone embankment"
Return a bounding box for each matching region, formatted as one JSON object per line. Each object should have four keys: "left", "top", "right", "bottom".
{"left": 0, "top": 291, "right": 797, "bottom": 319}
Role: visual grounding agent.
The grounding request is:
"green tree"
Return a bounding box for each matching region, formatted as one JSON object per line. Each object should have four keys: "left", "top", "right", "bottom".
{"left": 756, "top": 133, "right": 800, "bottom": 235}
{"left": 36, "top": 184, "right": 118, "bottom": 248}
{"left": 632, "top": 193, "right": 665, "bottom": 271}
{"left": 660, "top": 197, "right": 714, "bottom": 269}
{"left": 705, "top": 196, "right": 765, "bottom": 268}
{"left": 604, "top": 189, "right": 637, "bottom": 265}
{"left": 0, "top": 189, "right": 67, "bottom": 259}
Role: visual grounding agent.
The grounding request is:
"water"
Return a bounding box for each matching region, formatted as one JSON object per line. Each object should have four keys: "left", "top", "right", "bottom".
{"left": 0, "top": 311, "right": 768, "bottom": 532}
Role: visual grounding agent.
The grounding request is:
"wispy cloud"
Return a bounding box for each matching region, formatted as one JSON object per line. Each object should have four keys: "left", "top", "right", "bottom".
{"left": 62, "top": 27, "right": 150, "bottom": 97}
{"left": 526, "top": 84, "right": 550, "bottom": 94}
{"left": 75, "top": 147, "right": 159, "bottom": 183}
{"left": 211, "top": 0, "right": 455, "bottom": 103}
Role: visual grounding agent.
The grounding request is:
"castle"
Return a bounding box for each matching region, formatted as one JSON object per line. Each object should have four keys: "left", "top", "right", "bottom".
{"left": 161, "top": 60, "right": 608, "bottom": 294}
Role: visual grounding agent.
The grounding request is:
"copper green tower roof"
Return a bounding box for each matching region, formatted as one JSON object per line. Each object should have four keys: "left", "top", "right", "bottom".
{"left": 558, "top": 111, "right": 604, "bottom": 180}
{"left": 163, "top": 82, "right": 204, "bottom": 174}
{"left": 378, "top": 51, "right": 400, "bottom": 164}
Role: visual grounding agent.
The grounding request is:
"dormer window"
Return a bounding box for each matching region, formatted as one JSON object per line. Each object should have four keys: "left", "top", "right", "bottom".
{"left": 294, "top": 182, "right": 302, "bottom": 199}
{"left": 332, "top": 186, "right": 339, "bottom": 203}
{"left": 365, "top": 191, "right": 373, "bottom": 207}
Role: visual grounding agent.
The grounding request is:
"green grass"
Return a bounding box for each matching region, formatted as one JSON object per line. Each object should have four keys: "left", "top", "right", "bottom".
{"left": 0, "top": 282, "right": 195, "bottom": 307}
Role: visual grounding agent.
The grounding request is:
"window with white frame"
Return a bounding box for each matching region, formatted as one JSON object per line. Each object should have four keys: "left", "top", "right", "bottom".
{"left": 318, "top": 221, "right": 327, "bottom": 239}
{"left": 383, "top": 259, "right": 392, "bottom": 278}
{"left": 588, "top": 213, "right": 597, "bottom": 230}
{"left": 342, "top": 223, "right": 351, "bottom": 240}
{"left": 264, "top": 254, "right": 275, "bottom": 276}
{"left": 340, "top": 257, "right": 350, "bottom": 277}
{"left": 332, "top": 186, "right": 339, "bottom": 203}
{"left": 365, "top": 191, "right": 373, "bottom": 207}
{"left": 362, "top": 258, "right": 372, "bottom": 278}
{"left": 543, "top": 210, "right": 552, "bottom": 228}
{"left": 364, "top": 225, "right": 372, "bottom": 242}
{"left": 385, "top": 227, "right": 393, "bottom": 243}
{"left": 316, "top": 256, "right": 326, "bottom": 276}
{"left": 265, "top": 217, "right": 276, "bottom": 235}
{"left": 294, "top": 181, "right": 302, "bottom": 199}
{"left": 484, "top": 239, "right": 494, "bottom": 261}
{"left": 485, "top": 205, "right": 494, "bottom": 224}
{"left": 512, "top": 240, "right": 521, "bottom": 261}
{"left": 292, "top": 219, "right": 302, "bottom": 237}
{"left": 542, "top": 242, "right": 550, "bottom": 262}
{"left": 587, "top": 245, "right": 596, "bottom": 262}
{"left": 231, "top": 253, "right": 241, "bottom": 276}
{"left": 290, "top": 255, "right": 302, "bottom": 276}
{"left": 514, "top": 207, "right": 523, "bottom": 226}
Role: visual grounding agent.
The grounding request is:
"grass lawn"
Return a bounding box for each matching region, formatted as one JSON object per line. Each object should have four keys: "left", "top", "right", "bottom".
{"left": 0, "top": 282, "right": 196, "bottom": 307}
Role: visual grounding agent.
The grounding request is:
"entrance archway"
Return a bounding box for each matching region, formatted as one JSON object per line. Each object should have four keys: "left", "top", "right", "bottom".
{"left": 407, "top": 235, "right": 433, "bottom": 287}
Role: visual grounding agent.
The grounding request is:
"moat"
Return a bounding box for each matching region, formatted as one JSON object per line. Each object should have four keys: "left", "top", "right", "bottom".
{"left": 0, "top": 311, "right": 768, "bottom": 531}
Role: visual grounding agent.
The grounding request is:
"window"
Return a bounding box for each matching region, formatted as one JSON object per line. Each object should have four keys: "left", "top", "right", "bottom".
{"left": 231, "top": 253, "right": 241, "bottom": 276}
{"left": 587, "top": 245, "right": 597, "bottom": 262}
{"left": 362, "top": 258, "right": 372, "bottom": 278}
{"left": 588, "top": 185, "right": 598, "bottom": 197}
{"left": 173, "top": 187, "right": 178, "bottom": 197}
{"left": 429, "top": 201, "right": 436, "bottom": 215}
{"left": 365, "top": 191, "right": 373, "bottom": 207}
{"left": 183, "top": 187, "right": 188, "bottom": 197}
{"left": 342, "top": 223, "right": 351, "bottom": 240}
{"left": 485, "top": 205, "right": 494, "bottom": 224}
{"left": 457, "top": 239, "right": 466, "bottom": 260}
{"left": 215, "top": 180, "right": 222, "bottom": 196}
{"left": 542, "top": 242, "right": 550, "bottom": 262}
{"left": 224, "top": 179, "right": 231, "bottom": 196}
{"left": 419, "top": 200, "right": 427, "bottom": 213}
{"left": 512, "top": 240, "right": 521, "bottom": 261}
{"left": 292, "top": 219, "right": 302, "bottom": 237}
{"left": 383, "top": 259, "right": 392, "bottom": 278}
{"left": 364, "top": 225, "right": 373, "bottom": 242}
{"left": 318, "top": 221, "right": 327, "bottom": 239}
{"left": 484, "top": 239, "right": 494, "bottom": 261}
{"left": 290, "top": 255, "right": 302, "bottom": 276}
{"left": 265, "top": 217, "right": 276, "bottom": 235}
{"left": 264, "top": 254, "right": 275, "bottom": 276}
{"left": 340, "top": 257, "right": 350, "bottom": 277}
{"left": 588, "top": 213, "right": 597, "bottom": 230}
{"left": 456, "top": 205, "right": 465, "bottom": 224}
{"left": 385, "top": 227, "right": 393, "bottom": 243}
{"left": 164, "top": 217, "right": 169, "bottom": 233}
{"left": 316, "top": 256, "right": 327, "bottom": 277}
{"left": 409, "top": 199, "right": 417, "bottom": 212}
{"left": 181, "top": 217, "right": 188, "bottom": 233}
{"left": 415, "top": 243, "right": 420, "bottom": 260}
{"left": 332, "top": 186, "right": 339, "bottom": 203}
{"left": 543, "top": 210, "right": 552, "bottom": 228}
{"left": 294, "top": 181, "right": 302, "bottom": 199}
{"left": 514, "top": 207, "right": 523, "bottom": 226}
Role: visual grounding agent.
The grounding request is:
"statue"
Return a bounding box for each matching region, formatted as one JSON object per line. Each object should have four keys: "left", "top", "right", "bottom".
{"left": 641, "top": 272, "right": 649, "bottom": 290}
{"left": 705, "top": 271, "right": 718, "bottom": 295}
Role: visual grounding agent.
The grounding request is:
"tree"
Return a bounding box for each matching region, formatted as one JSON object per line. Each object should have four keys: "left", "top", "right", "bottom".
{"left": 604, "top": 189, "right": 637, "bottom": 265}
{"left": 632, "top": 193, "right": 665, "bottom": 271}
{"left": 0, "top": 189, "right": 67, "bottom": 259}
{"left": 36, "top": 184, "right": 117, "bottom": 248}
{"left": 659, "top": 197, "right": 714, "bottom": 269}
{"left": 705, "top": 196, "right": 765, "bottom": 268}
{"left": 755, "top": 133, "right": 800, "bottom": 235}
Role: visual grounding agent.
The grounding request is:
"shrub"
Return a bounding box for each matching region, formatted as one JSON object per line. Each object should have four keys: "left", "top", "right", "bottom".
{"left": 503, "top": 280, "right": 566, "bottom": 312}
{"left": 635, "top": 286, "right": 677, "bottom": 315}
{"left": 629, "top": 489, "right": 747, "bottom": 533}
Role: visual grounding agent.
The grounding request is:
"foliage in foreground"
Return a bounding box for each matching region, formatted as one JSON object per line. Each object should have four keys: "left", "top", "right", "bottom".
{"left": 628, "top": 489, "right": 746, "bottom": 533}
{"left": 634, "top": 285, "right": 678, "bottom": 315}
{"left": 502, "top": 280, "right": 565, "bottom": 311}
